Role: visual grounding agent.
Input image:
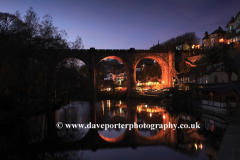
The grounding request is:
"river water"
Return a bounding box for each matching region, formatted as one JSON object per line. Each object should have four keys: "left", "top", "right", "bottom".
{"left": 1, "top": 100, "right": 228, "bottom": 160}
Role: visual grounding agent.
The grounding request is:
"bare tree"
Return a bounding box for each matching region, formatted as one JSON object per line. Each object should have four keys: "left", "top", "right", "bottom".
{"left": 69, "top": 36, "right": 84, "bottom": 49}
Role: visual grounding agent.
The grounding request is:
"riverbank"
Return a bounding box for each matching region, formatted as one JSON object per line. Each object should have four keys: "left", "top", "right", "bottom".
{"left": 193, "top": 108, "right": 240, "bottom": 160}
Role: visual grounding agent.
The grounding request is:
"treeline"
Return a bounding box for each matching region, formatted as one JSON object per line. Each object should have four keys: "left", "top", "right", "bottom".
{"left": 0, "top": 7, "right": 85, "bottom": 115}
{"left": 150, "top": 32, "right": 200, "bottom": 51}
{"left": 0, "top": 7, "right": 83, "bottom": 51}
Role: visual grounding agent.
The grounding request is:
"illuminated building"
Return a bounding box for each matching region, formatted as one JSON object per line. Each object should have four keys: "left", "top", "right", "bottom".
{"left": 202, "top": 26, "right": 227, "bottom": 50}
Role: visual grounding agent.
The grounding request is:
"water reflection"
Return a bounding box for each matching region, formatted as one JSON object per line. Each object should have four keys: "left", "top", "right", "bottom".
{"left": 97, "top": 100, "right": 127, "bottom": 139}
{"left": 55, "top": 101, "right": 90, "bottom": 141}
{"left": 2, "top": 99, "right": 228, "bottom": 160}
{"left": 137, "top": 102, "right": 166, "bottom": 137}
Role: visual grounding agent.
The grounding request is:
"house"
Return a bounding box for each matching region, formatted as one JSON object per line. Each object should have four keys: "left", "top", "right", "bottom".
{"left": 225, "top": 11, "right": 240, "bottom": 50}
{"left": 104, "top": 72, "right": 127, "bottom": 86}
{"left": 175, "top": 70, "right": 199, "bottom": 90}
{"left": 198, "top": 63, "right": 237, "bottom": 85}
{"left": 202, "top": 27, "right": 227, "bottom": 50}
{"left": 200, "top": 81, "right": 240, "bottom": 115}
{"left": 226, "top": 11, "right": 240, "bottom": 44}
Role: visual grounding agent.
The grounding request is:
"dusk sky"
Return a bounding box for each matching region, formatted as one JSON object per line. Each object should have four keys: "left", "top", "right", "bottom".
{"left": 1, "top": 0, "right": 240, "bottom": 49}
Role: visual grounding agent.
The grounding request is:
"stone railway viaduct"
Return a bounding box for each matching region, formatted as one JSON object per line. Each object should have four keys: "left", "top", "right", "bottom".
{"left": 36, "top": 48, "right": 177, "bottom": 99}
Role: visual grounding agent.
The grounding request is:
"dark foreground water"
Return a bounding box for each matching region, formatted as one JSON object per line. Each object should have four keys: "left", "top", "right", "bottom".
{"left": 1, "top": 100, "right": 228, "bottom": 160}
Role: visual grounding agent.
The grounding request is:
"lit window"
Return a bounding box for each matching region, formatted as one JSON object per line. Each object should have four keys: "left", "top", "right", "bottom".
{"left": 219, "top": 38, "right": 224, "bottom": 43}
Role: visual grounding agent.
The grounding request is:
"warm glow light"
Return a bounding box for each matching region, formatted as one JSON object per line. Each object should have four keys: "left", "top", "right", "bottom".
{"left": 192, "top": 45, "right": 195, "bottom": 49}
{"left": 150, "top": 113, "right": 152, "bottom": 117}
{"left": 119, "top": 100, "right": 122, "bottom": 105}
{"left": 107, "top": 100, "right": 110, "bottom": 109}
{"left": 120, "top": 107, "right": 122, "bottom": 113}
{"left": 194, "top": 143, "right": 198, "bottom": 150}
{"left": 219, "top": 38, "right": 224, "bottom": 43}
{"left": 145, "top": 104, "right": 147, "bottom": 107}
{"left": 163, "top": 115, "right": 165, "bottom": 119}
{"left": 198, "top": 144, "right": 203, "bottom": 150}
{"left": 162, "top": 81, "right": 164, "bottom": 84}
{"left": 102, "top": 100, "right": 104, "bottom": 115}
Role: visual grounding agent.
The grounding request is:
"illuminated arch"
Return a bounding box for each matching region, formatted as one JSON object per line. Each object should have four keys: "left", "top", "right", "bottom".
{"left": 96, "top": 56, "right": 130, "bottom": 89}
{"left": 97, "top": 56, "right": 129, "bottom": 71}
{"left": 135, "top": 55, "right": 170, "bottom": 87}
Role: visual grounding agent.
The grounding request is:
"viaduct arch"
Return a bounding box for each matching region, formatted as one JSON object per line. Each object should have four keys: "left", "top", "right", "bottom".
{"left": 38, "top": 48, "right": 177, "bottom": 99}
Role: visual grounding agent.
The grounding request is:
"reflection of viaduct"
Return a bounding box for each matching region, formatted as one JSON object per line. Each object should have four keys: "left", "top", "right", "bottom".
{"left": 37, "top": 48, "right": 176, "bottom": 99}
{"left": 49, "top": 105, "right": 178, "bottom": 151}
{"left": 47, "top": 102, "right": 203, "bottom": 153}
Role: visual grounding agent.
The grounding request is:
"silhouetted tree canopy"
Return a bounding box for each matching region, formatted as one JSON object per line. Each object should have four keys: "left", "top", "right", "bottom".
{"left": 0, "top": 7, "right": 85, "bottom": 113}
{"left": 150, "top": 32, "right": 200, "bottom": 51}
{"left": 0, "top": 7, "right": 83, "bottom": 51}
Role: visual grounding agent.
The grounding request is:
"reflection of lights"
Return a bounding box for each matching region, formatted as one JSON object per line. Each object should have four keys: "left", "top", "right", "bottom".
{"left": 120, "top": 107, "right": 122, "bottom": 113}
{"left": 119, "top": 100, "right": 122, "bottom": 105}
{"left": 194, "top": 143, "right": 197, "bottom": 150}
{"left": 145, "top": 104, "right": 147, "bottom": 107}
{"left": 198, "top": 144, "right": 203, "bottom": 150}
{"left": 150, "top": 113, "right": 152, "bottom": 117}
{"left": 102, "top": 100, "right": 104, "bottom": 115}
{"left": 163, "top": 115, "right": 165, "bottom": 119}
{"left": 107, "top": 100, "right": 110, "bottom": 109}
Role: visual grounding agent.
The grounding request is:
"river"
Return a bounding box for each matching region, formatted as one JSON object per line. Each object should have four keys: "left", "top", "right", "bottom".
{"left": 1, "top": 99, "right": 228, "bottom": 160}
